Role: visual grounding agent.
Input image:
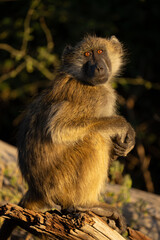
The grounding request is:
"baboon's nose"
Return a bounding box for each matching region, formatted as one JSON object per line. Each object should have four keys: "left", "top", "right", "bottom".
{"left": 95, "top": 65, "right": 105, "bottom": 75}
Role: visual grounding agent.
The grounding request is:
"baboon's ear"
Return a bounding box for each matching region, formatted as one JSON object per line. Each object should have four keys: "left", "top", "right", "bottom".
{"left": 110, "top": 35, "right": 123, "bottom": 53}
{"left": 62, "top": 45, "right": 74, "bottom": 63}
{"left": 110, "top": 35, "right": 119, "bottom": 43}
{"left": 62, "top": 45, "right": 73, "bottom": 56}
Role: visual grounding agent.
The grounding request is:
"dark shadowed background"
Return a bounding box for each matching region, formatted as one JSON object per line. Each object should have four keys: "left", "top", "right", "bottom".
{"left": 0, "top": 0, "right": 160, "bottom": 194}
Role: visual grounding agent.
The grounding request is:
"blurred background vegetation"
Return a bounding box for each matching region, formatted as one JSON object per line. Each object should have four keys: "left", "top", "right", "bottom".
{"left": 0, "top": 0, "right": 160, "bottom": 194}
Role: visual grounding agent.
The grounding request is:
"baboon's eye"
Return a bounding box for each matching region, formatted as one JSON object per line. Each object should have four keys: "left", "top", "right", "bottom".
{"left": 97, "top": 50, "right": 103, "bottom": 54}
{"left": 84, "top": 51, "right": 90, "bottom": 57}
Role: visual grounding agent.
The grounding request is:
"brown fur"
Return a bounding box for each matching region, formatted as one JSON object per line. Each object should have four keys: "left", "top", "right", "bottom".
{"left": 0, "top": 35, "right": 135, "bottom": 239}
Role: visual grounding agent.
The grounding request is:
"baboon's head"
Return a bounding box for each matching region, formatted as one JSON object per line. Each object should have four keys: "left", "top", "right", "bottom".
{"left": 61, "top": 35, "right": 124, "bottom": 86}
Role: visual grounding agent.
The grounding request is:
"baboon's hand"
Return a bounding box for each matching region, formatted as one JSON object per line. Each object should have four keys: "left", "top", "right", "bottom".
{"left": 124, "top": 124, "right": 135, "bottom": 155}
{"left": 111, "top": 124, "right": 135, "bottom": 159}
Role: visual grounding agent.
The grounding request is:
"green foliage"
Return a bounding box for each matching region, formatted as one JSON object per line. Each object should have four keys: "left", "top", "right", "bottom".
{"left": 110, "top": 160, "right": 125, "bottom": 183}
{"left": 0, "top": 164, "right": 24, "bottom": 204}
{"left": 110, "top": 160, "right": 132, "bottom": 204}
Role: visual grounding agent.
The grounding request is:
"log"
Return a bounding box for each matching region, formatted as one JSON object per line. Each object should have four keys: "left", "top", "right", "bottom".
{"left": 0, "top": 203, "right": 126, "bottom": 240}
{"left": 0, "top": 203, "right": 152, "bottom": 240}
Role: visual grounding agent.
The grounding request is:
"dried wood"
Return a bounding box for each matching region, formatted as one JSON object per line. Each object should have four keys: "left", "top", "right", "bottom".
{"left": 127, "top": 227, "right": 152, "bottom": 240}
{"left": 0, "top": 203, "right": 153, "bottom": 240}
{"left": 0, "top": 203, "right": 126, "bottom": 240}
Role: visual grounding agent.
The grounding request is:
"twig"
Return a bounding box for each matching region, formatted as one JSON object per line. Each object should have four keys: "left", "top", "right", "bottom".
{"left": 26, "top": 56, "right": 55, "bottom": 80}
{"left": 40, "top": 17, "right": 54, "bottom": 52}
{"left": 21, "top": 0, "right": 40, "bottom": 53}
{"left": 0, "top": 0, "right": 56, "bottom": 83}
{"left": 0, "top": 43, "right": 22, "bottom": 57}
{"left": 117, "top": 77, "right": 160, "bottom": 90}
{"left": 137, "top": 144, "right": 154, "bottom": 193}
{"left": 0, "top": 62, "right": 26, "bottom": 83}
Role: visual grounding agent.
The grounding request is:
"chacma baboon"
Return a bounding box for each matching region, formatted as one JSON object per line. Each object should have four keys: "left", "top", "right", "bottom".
{"left": 0, "top": 35, "right": 135, "bottom": 239}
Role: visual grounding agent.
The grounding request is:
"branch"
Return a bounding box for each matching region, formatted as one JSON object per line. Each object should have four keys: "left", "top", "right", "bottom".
{"left": 26, "top": 56, "right": 55, "bottom": 80}
{"left": 127, "top": 227, "right": 152, "bottom": 240}
{"left": 117, "top": 77, "right": 160, "bottom": 90}
{"left": 21, "top": 0, "right": 40, "bottom": 53}
{"left": 0, "top": 0, "right": 56, "bottom": 82}
{"left": 40, "top": 17, "right": 54, "bottom": 52}
{"left": 0, "top": 203, "right": 152, "bottom": 240}
{"left": 0, "top": 203, "right": 126, "bottom": 240}
{"left": 0, "top": 43, "right": 23, "bottom": 58}
{"left": 0, "top": 62, "right": 26, "bottom": 83}
{"left": 137, "top": 144, "right": 154, "bottom": 192}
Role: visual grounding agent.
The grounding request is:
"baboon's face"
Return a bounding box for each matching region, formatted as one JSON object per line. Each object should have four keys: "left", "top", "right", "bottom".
{"left": 82, "top": 48, "right": 111, "bottom": 85}
{"left": 62, "top": 36, "right": 123, "bottom": 86}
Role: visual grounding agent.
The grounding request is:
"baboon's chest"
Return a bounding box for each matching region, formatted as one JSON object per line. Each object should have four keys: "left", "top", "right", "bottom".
{"left": 96, "top": 90, "right": 116, "bottom": 118}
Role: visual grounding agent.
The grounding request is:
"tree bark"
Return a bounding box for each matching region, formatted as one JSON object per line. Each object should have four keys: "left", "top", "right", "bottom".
{"left": 0, "top": 203, "right": 126, "bottom": 240}
{"left": 0, "top": 203, "right": 152, "bottom": 240}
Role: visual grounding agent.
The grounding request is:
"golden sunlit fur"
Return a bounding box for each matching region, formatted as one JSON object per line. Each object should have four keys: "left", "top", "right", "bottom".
{"left": 0, "top": 35, "right": 135, "bottom": 239}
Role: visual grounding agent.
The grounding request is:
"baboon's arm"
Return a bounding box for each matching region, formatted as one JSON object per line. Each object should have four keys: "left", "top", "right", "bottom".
{"left": 45, "top": 102, "right": 135, "bottom": 151}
